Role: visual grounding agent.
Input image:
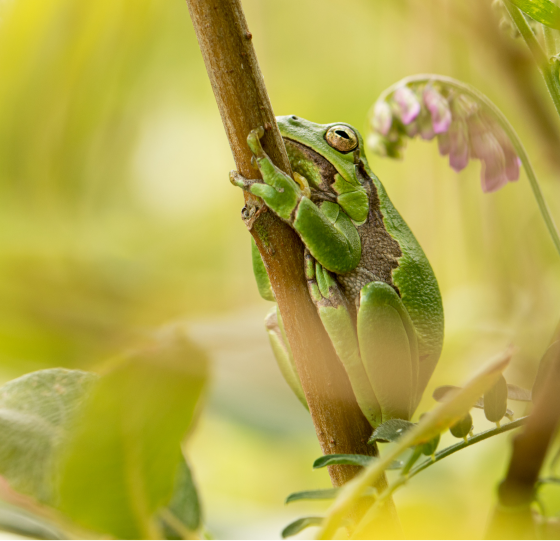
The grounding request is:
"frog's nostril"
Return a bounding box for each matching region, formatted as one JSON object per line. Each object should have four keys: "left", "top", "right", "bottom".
{"left": 291, "top": 115, "right": 298, "bottom": 120}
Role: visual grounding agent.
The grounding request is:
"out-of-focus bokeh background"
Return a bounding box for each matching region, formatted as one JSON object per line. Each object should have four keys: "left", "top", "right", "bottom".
{"left": 0, "top": 0, "right": 559, "bottom": 538}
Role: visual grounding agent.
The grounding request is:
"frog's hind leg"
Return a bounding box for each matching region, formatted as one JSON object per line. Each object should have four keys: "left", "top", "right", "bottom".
{"left": 357, "top": 282, "right": 419, "bottom": 421}
{"left": 265, "top": 306, "right": 309, "bottom": 410}
{"left": 305, "top": 250, "right": 382, "bottom": 428}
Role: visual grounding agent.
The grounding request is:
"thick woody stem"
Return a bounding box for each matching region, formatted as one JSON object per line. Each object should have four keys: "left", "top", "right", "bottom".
{"left": 184, "top": 0, "right": 396, "bottom": 504}
{"left": 486, "top": 322, "right": 560, "bottom": 539}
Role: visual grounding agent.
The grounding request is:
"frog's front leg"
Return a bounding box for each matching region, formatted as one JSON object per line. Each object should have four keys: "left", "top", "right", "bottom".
{"left": 305, "top": 251, "right": 382, "bottom": 427}
{"left": 357, "top": 282, "right": 420, "bottom": 421}
{"left": 230, "top": 127, "right": 361, "bottom": 274}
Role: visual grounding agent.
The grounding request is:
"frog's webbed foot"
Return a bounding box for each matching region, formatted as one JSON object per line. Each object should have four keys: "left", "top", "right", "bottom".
{"left": 264, "top": 306, "right": 308, "bottom": 410}
{"left": 305, "top": 250, "right": 382, "bottom": 427}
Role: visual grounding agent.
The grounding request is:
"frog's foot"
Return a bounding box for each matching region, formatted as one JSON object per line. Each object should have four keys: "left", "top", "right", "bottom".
{"left": 304, "top": 250, "right": 382, "bottom": 427}
{"left": 229, "top": 170, "right": 259, "bottom": 191}
{"left": 231, "top": 126, "right": 303, "bottom": 223}
{"left": 247, "top": 126, "right": 266, "bottom": 158}
{"left": 357, "top": 282, "right": 420, "bottom": 421}
{"left": 304, "top": 250, "right": 346, "bottom": 309}
{"left": 264, "top": 306, "right": 308, "bottom": 410}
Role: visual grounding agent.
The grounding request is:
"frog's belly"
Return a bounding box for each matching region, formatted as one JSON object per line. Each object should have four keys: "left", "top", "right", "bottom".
{"left": 337, "top": 267, "right": 380, "bottom": 307}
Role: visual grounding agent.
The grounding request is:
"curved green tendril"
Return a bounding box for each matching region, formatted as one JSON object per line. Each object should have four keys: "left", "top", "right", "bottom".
{"left": 374, "top": 74, "right": 560, "bottom": 259}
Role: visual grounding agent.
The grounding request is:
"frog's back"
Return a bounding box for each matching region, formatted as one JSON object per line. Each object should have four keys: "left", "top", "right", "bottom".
{"left": 364, "top": 164, "right": 444, "bottom": 395}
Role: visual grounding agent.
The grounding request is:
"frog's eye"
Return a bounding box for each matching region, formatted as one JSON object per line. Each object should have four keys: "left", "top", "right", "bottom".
{"left": 325, "top": 125, "right": 359, "bottom": 153}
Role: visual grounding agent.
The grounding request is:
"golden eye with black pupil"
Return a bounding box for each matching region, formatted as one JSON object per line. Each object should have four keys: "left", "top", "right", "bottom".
{"left": 325, "top": 125, "right": 359, "bottom": 153}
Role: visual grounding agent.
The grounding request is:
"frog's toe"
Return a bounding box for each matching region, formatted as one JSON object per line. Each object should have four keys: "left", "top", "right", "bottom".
{"left": 247, "top": 126, "right": 266, "bottom": 156}
{"left": 229, "top": 170, "right": 256, "bottom": 190}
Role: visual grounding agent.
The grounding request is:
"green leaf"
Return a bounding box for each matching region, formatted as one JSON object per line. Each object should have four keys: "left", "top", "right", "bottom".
{"left": 0, "top": 369, "right": 97, "bottom": 503}
{"left": 0, "top": 501, "right": 67, "bottom": 540}
{"left": 313, "top": 454, "right": 374, "bottom": 469}
{"left": 58, "top": 330, "right": 208, "bottom": 540}
{"left": 509, "top": 0, "right": 560, "bottom": 29}
{"left": 484, "top": 375, "right": 508, "bottom": 423}
{"left": 286, "top": 487, "right": 378, "bottom": 504}
{"left": 286, "top": 489, "right": 340, "bottom": 504}
{"left": 159, "top": 457, "right": 202, "bottom": 540}
{"left": 449, "top": 413, "right": 473, "bottom": 439}
{"left": 506, "top": 384, "right": 532, "bottom": 402}
{"left": 313, "top": 454, "right": 403, "bottom": 470}
{"left": 368, "top": 419, "right": 416, "bottom": 443}
{"left": 282, "top": 517, "right": 324, "bottom": 539}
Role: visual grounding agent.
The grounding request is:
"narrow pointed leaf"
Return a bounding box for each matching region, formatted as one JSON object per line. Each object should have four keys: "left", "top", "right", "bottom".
{"left": 282, "top": 517, "right": 324, "bottom": 539}
{"left": 286, "top": 487, "right": 378, "bottom": 504}
{"left": 286, "top": 489, "right": 340, "bottom": 504}
{"left": 368, "top": 419, "right": 416, "bottom": 443}
{"left": 509, "top": 0, "right": 560, "bottom": 29}
{"left": 313, "top": 454, "right": 403, "bottom": 470}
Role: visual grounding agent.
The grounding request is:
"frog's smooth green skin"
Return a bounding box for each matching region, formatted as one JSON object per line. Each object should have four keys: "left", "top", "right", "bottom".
{"left": 232, "top": 116, "right": 444, "bottom": 426}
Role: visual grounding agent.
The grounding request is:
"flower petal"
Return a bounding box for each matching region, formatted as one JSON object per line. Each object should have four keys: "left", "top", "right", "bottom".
{"left": 448, "top": 119, "right": 469, "bottom": 171}
{"left": 372, "top": 101, "right": 393, "bottom": 136}
{"left": 437, "top": 132, "right": 451, "bottom": 156}
{"left": 479, "top": 136, "right": 508, "bottom": 193}
{"left": 392, "top": 86, "right": 421, "bottom": 125}
{"left": 424, "top": 87, "right": 452, "bottom": 134}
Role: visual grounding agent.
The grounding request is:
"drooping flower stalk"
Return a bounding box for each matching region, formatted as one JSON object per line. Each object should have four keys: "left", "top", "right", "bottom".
{"left": 367, "top": 74, "right": 560, "bottom": 258}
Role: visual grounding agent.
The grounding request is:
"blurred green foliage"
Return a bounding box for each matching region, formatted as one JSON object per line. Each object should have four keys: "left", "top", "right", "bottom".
{"left": 0, "top": 0, "right": 559, "bottom": 537}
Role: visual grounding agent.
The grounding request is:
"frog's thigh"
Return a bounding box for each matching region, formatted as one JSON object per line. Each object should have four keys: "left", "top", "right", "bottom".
{"left": 306, "top": 256, "right": 382, "bottom": 427}
{"left": 265, "top": 306, "right": 308, "bottom": 410}
{"left": 357, "top": 282, "right": 419, "bottom": 421}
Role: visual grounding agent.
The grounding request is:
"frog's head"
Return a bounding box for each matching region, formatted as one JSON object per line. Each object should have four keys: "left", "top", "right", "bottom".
{"left": 277, "top": 116, "right": 369, "bottom": 223}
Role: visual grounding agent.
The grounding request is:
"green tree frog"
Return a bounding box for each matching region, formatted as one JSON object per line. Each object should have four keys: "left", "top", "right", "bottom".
{"left": 230, "top": 116, "right": 444, "bottom": 427}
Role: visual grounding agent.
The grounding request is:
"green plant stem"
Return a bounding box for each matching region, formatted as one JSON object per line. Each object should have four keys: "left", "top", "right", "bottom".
{"left": 503, "top": 1, "right": 560, "bottom": 119}
{"left": 350, "top": 417, "right": 528, "bottom": 538}
{"left": 379, "top": 74, "right": 560, "bottom": 258}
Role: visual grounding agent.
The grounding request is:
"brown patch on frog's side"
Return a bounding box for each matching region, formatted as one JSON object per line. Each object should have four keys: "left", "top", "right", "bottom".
{"left": 337, "top": 163, "right": 403, "bottom": 305}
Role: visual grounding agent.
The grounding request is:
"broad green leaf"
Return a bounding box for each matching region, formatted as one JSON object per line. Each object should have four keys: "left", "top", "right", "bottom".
{"left": 368, "top": 419, "right": 416, "bottom": 443}
{"left": 0, "top": 501, "right": 66, "bottom": 540}
{"left": 159, "top": 457, "right": 201, "bottom": 540}
{"left": 509, "top": 0, "right": 560, "bottom": 29}
{"left": 282, "top": 517, "right": 324, "bottom": 539}
{"left": 317, "top": 348, "right": 511, "bottom": 540}
{"left": 484, "top": 375, "right": 508, "bottom": 423}
{"left": 313, "top": 454, "right": 403, "bottom": 470}
{"left": 58, "top": 330, "right": 208, "bottom": 539}
{"left": 0, "top": 369, "right": 97, "bottom": 503}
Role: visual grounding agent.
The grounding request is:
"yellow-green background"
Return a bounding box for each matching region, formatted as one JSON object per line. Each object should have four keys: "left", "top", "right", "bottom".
{"left": 0, "top": 0, "right": 559, "bottom": 538}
